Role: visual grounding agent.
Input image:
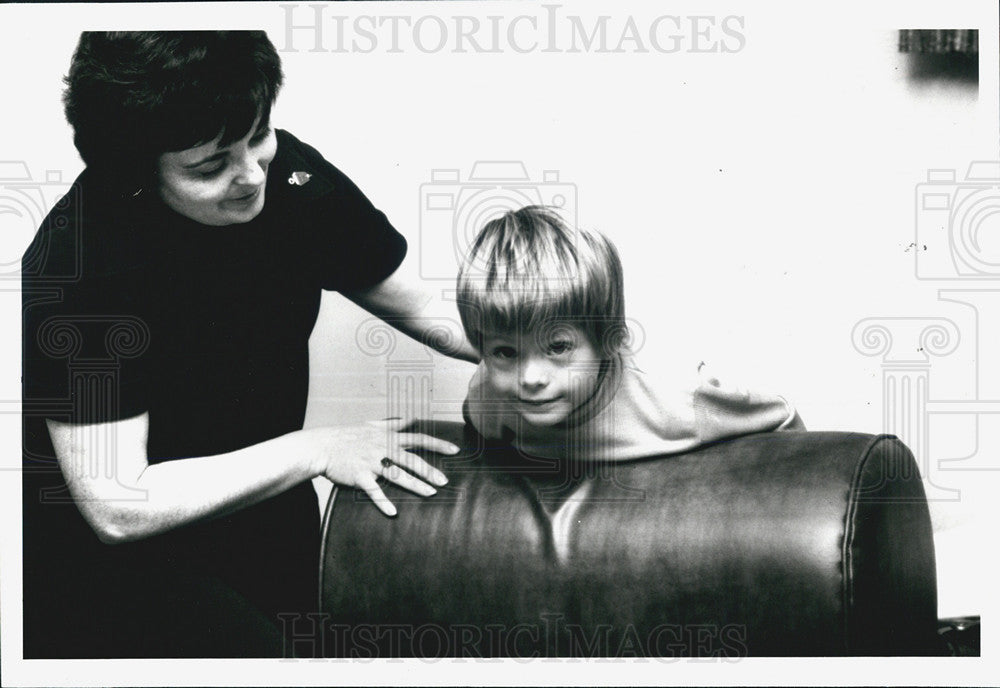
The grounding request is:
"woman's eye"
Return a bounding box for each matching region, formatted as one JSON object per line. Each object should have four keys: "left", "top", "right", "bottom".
{"left": 198, "top": 164, "right": 226, "bottom": 179}
{"left": 250, "top": 126, "right": 272, "bottom": 146}
{"left": 548, "top": 340, "right": 573, "bottom": 355}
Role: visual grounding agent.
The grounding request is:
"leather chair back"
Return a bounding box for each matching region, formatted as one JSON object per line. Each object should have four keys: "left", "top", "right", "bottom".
{"left": 320, "top": 423, "right": 938, "bottom": 657}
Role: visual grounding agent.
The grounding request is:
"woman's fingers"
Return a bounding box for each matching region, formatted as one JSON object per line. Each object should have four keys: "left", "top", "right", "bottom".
{"left": 316, "top": 421, "right": 461, "bottom": 514}
{"left": 377, "top": 419, "right": 460, "bottom": 456}
{"left": 386, "top": 446, "right": 449, "bottom": 486}
{"left": 380, "top": 461, "right": 437, "bottom": 497}
{"left": 358, "top": 476, "right": 397, "bottom": 518}
{"left": 396, "top": 431, "right": 460, "bottom": 456}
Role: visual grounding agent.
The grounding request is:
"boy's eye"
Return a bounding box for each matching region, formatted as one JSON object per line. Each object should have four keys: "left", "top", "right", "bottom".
{"left": 548, "top": 340, "right": 573, "bottom": 355}
{"left": 491, "top": 346, "right": 517, "bottom": 360}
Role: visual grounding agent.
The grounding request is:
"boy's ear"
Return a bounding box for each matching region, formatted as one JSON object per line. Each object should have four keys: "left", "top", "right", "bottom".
{"left": 598, "top": 331, "right": 621, "bottom": 358}
{"left": 599, "top": 320, "right": 635, "bottom": 358}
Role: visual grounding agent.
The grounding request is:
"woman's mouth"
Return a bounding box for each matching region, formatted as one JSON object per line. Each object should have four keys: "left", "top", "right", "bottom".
{"left": 225, "top": 187, "right": 262, "bottom": 207}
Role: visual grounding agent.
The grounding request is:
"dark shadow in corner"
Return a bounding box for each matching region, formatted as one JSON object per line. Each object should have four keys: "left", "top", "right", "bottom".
{"left": 905, "top": 52, "right": 979, "bottom": 87}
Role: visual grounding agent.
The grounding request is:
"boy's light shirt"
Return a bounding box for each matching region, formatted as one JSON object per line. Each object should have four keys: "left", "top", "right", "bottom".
{"left": 463, "top": 355, "right": 804, "bottom": 461}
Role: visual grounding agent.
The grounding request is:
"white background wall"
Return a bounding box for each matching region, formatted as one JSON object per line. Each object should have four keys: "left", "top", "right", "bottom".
{"left": 2, "top": 1, "right": 997, "bottom": 683}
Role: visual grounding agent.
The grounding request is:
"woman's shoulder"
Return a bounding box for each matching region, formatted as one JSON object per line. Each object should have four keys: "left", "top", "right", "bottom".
{"left": 274, "top": 129, "right": 324, "bottom": 169}
{"left": 267, "top": 130, "right": 393, "bottom": 234}
{"left": 22, "top": 167, "right": 137, "bottom": 283}
{"left": 270, "top": 129, "right": 352, "bottom": 200}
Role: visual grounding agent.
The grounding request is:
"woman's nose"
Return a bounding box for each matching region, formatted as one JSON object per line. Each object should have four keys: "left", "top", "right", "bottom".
{"left": 234, "top": 150, "right": 266, "bottom": 186}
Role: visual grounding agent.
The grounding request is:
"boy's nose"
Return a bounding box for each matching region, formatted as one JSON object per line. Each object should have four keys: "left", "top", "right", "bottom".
{"left": 519, "top": 357, "right": 550, "bottom": 388}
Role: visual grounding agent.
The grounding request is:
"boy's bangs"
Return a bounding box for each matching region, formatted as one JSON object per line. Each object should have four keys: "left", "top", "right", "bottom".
{"left": 457, "top": 205, "right": 625, "bottom": 354}
{"left": 472, "top": 272, "right": 591, "bottom": 341}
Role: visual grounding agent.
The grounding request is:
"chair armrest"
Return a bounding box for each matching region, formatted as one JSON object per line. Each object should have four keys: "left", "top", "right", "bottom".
{"left": 320, "top": 423, "right": 938, "bottom": 657}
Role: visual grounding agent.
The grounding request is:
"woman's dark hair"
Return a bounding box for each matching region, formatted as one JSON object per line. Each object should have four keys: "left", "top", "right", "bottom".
{"left": 63, "top": 31, "right": 283, "bottom": 189}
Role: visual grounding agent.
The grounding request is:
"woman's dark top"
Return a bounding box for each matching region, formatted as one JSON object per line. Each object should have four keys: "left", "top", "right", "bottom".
{"left": 21, "top": 130, "right": 407, "bottom": 657}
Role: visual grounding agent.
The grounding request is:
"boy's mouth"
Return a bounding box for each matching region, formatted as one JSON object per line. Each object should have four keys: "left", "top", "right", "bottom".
{"left": 518, "top": 397, "right": 561, "bottom": 407}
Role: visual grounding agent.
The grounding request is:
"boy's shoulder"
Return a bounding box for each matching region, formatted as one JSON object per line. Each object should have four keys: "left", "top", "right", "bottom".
{"left": 627, "top": 353, "right": 804, "bottom": 433}
{"left": 631, "top": 355, "right": 766, "bottom": 394}
{"left": 462, "top": 363, "right": 509, "bottom": 440}
{"left": 625, "top": 355, "right": 705, "bottom": 394}
{"left": 624, "top": 355, "right": 782, "bottom": 414}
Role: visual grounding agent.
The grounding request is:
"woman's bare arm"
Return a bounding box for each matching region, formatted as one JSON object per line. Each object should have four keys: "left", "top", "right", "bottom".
{"left": 345, "top": 257, "right": 480, "bottom": 364}
{"left": 48, "top": 413, "right": 457, "bottom": 544}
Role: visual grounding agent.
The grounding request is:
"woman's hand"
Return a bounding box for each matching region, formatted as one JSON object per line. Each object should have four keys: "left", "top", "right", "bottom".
{"left": 45, "top": 413, "right": 456, "bottom": 544}
{"left": 301, "top": 418, "right": 458, "bottom": 517}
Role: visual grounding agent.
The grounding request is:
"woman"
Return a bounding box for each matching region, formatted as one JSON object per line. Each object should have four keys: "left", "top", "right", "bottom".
{"left": 21, "top": 31, "right": 475, "bottom": 658}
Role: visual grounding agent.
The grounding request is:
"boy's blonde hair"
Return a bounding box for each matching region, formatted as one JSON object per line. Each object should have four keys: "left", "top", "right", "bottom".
{"left": 456, "top": 205, "right": 626, "bottom": 356}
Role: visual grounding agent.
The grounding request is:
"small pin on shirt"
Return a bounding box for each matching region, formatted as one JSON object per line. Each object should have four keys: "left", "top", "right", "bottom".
{"left": 288, "top": 171, "right": 313, "bottom": 186}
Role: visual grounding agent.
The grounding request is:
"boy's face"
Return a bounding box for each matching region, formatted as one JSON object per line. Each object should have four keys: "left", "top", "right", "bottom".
{"left": 481, "top": 323, "right": 603, "bottom": 427}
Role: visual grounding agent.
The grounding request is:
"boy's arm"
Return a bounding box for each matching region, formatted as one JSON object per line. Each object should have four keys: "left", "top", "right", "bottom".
{"left": 778, "top": 407, "right": 806, "bottom": 431}
{"left": 694, "top": 362, "right": 805, "bottom": 437}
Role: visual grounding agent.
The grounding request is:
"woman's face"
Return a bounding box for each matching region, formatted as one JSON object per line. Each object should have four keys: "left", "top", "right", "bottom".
{"left": 157, "top": 118, "right": 277, "bottom": 226}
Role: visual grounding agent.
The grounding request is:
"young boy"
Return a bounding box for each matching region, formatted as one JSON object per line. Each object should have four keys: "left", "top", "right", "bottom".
{"left": 458, "top": 205, "right": 803, "bottom": 461}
